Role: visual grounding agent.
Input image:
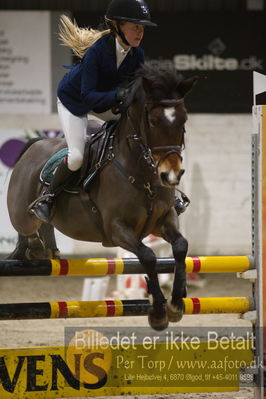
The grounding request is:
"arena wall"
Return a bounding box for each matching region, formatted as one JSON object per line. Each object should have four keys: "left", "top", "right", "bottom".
{"left": 0, "top": 113, "right": 252, "bottom": 256}
{"left": 182, "top": 113, "right": 252, "bottom": 255}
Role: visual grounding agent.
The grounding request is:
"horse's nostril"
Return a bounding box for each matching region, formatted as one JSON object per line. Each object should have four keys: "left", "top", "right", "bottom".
{"left": 160, "top": 171, "right": 177, "bottom": 186}
{"left": 160, "top": 172, "right": 168, "bottom": 184}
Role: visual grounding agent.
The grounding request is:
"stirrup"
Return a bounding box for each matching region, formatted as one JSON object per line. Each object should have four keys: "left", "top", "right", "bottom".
{"left": 175, "top": 189, "right": 190, "bottom": 215}
{"left": 28, "top": 192, "right": 54, "bottom": 212}
{"left": 29, "top": 195, "right": 55, "bottom": 223}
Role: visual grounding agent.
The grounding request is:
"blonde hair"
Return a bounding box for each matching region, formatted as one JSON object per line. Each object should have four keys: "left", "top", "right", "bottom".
{"left": 58, "top": 15, "right": 111, "bottom": 59}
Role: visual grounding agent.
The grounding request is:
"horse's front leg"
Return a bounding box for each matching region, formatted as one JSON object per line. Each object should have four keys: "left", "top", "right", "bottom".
{"left": 39, "top": 223, "right": 60, "bottom": 259}
{"left": 6, "top": 234, "right": 30, "bottom": 260}
{"left": 111, "top": 219, "right": 168, "bottom": 331}
{"left": 161, "top": 210, "right": 188, "bottom": 323}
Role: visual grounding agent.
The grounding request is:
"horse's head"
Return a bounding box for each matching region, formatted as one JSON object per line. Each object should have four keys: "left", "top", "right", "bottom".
{"left": 142, "top": 65, "right": 198, "bottom": 186}
{"left": 125, "top": 64, "right": 198, "bottom": 187}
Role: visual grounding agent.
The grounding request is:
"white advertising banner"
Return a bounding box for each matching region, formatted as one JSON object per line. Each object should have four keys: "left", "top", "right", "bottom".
{"left": 0, "top": 11, "right": 52, "bottom": 114}
{"left": 0, "top": 129, "right": 23, "bottom": 252}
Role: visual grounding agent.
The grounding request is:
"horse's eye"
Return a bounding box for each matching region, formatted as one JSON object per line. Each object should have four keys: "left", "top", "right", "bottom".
{"left": 149, "top": 116, "right": 160, "bottom": 127}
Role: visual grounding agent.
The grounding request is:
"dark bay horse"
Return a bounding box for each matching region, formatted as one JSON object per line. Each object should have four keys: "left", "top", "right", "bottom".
{"left": 7, "top": 64, "right": 198, "bottom": 330}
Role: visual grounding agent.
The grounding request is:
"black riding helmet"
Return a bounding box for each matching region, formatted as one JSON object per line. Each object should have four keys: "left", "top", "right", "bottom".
{"left": 106, "top": 0, "right": 157, "bottom": 27}
{"left": 105, "top": 0, "right": 157, "bottom": 46}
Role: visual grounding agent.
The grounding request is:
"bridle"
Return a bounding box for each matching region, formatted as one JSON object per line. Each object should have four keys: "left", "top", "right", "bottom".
{"left": 128, "top": 97, "right": 185, "bottom": 169}
{"left": 110, "top": 96, "right": 187, "bottom": 237}
{"left": 146, "top": 98, "right": 185, "bottom": 164}
{"left": 112, "top": 97, "right": 184, "bottom": 198}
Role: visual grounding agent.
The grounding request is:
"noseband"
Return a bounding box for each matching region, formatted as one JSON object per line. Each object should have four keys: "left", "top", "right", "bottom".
{"left": 152, "top": 147, "right": 183, "bottom": 168}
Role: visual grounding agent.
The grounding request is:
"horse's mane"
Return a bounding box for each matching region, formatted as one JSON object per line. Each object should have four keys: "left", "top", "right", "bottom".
{"left": 123, "top": 63, "right": 185, "bottom": 108}
{"left": 137, "top": 63, "right": 184, "bottom": 89}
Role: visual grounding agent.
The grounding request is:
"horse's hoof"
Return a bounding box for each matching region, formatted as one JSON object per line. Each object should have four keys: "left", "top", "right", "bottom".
{"left": 148, "top": 308, "right": 169, "bottom": 331}
{"left": 167, "top": 299, "right": 184, "bottom": 323}
{"left": 53, "top": 249, "right": 61, "bottom": 259}
{"left": 25, "top": 248, "right": 46, "bottom": 260}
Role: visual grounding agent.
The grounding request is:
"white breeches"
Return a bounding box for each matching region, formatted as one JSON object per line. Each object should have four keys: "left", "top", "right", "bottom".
{"left": 57, "top": 99, "right": 119, "bottom": 171}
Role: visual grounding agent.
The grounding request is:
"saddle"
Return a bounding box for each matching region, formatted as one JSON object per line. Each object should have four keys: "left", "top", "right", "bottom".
{"left": 40, "top": 119, "right": 118, "bottom": 194}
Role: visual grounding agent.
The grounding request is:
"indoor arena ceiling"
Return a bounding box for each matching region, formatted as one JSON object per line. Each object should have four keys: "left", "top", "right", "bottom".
{"left": 0, "top": 0, "right": 264, "bottom": 12}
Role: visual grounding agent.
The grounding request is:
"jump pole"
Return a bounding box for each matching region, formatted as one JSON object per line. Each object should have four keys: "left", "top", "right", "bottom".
{"left": 253, "top": 104, "right": 266, "bottom": 399}
{"left": 0, "top": 297, "right": 254, "bottom": 320}
{"left": 0, "top": 255, "right": 254, "bottom": 276}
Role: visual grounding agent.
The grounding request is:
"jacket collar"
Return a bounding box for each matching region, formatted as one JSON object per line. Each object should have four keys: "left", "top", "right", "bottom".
{"left": 107, "top": 33, "right": 133, "bottom": 57}
{"left": 107, "top": 33, "right": 116, "bottom": 55}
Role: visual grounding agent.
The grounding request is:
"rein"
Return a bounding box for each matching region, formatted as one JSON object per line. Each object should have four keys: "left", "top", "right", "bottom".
{"left": 113, "top": 119, "right": 158, "bottom": 200}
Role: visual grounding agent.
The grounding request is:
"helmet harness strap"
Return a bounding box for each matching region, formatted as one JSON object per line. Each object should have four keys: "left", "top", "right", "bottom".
{"left": 113, "top": 23, "right": 130, "bottom": 47}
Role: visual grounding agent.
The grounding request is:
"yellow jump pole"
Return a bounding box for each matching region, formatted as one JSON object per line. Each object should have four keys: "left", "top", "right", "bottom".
{"left": 0, "top": 256, "right": 253, "bottom": 276}
{"left": 0, "top": 297, "right": 254, "bottom": 320}
{"left": 49, "top": 255, "right": 253, "bottom": 276}
{"left": 185, "top": 255, "right": 253, "bottom": 273}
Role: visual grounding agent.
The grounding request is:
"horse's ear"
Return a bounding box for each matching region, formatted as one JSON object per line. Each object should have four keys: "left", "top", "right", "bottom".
{"left": 178, "top": 76, "right": 199, "bottom": 97}
{"left": 142, "top": 77, "right": 154, "bottom": 94}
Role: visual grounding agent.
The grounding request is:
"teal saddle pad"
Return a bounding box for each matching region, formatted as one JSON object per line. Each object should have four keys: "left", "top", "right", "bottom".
{"left": 40, "top": 148, "right": 79, "bottom": 194}
{"left": 39, "top": 120, "right": 118, "bottom": 194}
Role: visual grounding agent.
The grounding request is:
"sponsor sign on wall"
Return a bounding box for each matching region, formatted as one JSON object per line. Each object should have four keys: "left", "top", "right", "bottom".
{"left": 0, "top": 129, "right": 25, "bottom": 252}
{"left": 75, "top": 11, "right": 265, "bottom": 112}
{"left": 0, "top": 11, "right": 52, "bottom": 114}
{"left": 143, "top": 12, "right": 265, "bottom": 112}
{"left": 0, "top": 129, "right": 76, "bottom": 255}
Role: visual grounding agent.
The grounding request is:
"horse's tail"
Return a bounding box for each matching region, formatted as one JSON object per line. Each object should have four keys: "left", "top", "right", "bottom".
{"left": 15, "top": 138, "right": 44, "bottom": 164}
{"left": 58, "top": 15, "right": 110, "bottom": 59}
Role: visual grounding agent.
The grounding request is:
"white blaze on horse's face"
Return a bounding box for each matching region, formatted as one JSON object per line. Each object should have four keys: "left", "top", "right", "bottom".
{"left": 164, "top": 107, "right": 176, "bottom": 123}
{"left": 153, "top": 106, "right": 184, "bottom": 187}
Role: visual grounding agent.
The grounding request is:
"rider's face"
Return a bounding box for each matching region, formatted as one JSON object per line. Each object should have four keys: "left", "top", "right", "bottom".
{"left": 119, "top": 22, "right": 144, "bottom": 48}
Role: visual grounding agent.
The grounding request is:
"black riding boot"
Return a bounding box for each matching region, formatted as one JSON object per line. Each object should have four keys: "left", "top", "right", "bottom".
{"left": 31, "top": 162, "right": 75, "bottom": 223}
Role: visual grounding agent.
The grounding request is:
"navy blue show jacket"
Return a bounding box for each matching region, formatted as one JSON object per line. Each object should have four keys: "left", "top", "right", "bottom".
{"left": 57, "top": 33, "right": 144, "bottom": 116}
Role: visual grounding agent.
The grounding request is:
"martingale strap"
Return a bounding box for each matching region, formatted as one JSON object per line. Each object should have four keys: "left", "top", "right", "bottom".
{"left": 112, "top": 157, "right": 157, "bottom": 238}
{"left": 112, "top": 158, "right": 157, "bottom": 200}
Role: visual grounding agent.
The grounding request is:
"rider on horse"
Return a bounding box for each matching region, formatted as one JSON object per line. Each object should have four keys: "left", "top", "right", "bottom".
{"left": 30, "top": 0, "right": 186, "bottom": 223}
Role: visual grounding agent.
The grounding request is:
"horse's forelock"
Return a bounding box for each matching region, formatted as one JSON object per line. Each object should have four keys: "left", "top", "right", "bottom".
{"left": 135, "top": 63, "right": 184, "bottom": 102}
{"left": 124, "top": 63, "right": 184, "bottom": 108}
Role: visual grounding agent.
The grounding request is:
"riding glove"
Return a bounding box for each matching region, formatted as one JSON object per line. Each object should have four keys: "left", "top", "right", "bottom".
{"left": 113, "top": 88, "right": 130, "bottom": 114}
